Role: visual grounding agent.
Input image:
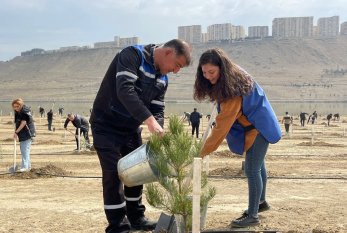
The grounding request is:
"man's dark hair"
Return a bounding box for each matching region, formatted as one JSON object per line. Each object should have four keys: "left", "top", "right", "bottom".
{"left": 163, "top": 39, "right": 191, "bottom": 66}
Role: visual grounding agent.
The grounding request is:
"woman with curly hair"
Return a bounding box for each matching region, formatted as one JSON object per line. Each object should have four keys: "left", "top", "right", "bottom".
{"left": 194, "top": 48, "right": 281, "bottom": 228}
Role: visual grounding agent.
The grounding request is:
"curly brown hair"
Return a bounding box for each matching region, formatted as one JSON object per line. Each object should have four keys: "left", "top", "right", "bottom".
{"left": 193, "top": 48, "right": 253, "bottom": 103}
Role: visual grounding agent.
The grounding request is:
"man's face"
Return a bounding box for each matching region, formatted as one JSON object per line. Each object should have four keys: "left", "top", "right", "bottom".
{"left": 158, "top": 49, "right": 187, "bottom": 75}
{"left": 68, "top": 116, "right": 74, "bottom": 121}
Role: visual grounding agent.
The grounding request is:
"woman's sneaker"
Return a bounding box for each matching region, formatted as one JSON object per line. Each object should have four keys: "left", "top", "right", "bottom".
{"left": 243, "top": 201, "right": 271, "bottom": 215}
{"left": 232, "top": 214, "right": 260, "bottom": 228}
{"left": 258, "top": 201, "right": 270, "bottom": 212}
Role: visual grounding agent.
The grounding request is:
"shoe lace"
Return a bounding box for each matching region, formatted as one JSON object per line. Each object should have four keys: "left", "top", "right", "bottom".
{"left": 236, "top": 213, "right": 249, "bottom": 222}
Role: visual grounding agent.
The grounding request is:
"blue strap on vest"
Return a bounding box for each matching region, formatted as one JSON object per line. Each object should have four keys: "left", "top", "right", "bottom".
{"left": 220, "top": 81, "right": 281, "bottom": 155}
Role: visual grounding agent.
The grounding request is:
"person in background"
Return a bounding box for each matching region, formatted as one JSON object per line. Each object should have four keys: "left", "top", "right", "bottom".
{"left": 58, "top": 107, "right": 64, "bottom": 116}
{"left": 183, "top": 112, "right": 191, "bottom": 125}
{"left": 47, "top": 109, "right": 54, "bottom": 131}
{"left": 90, "top": 39, "right": 191, "bottom": 233}
{"left": 308, "top": 110, "right": 318, "bottom": 124}
{"left": 39, "top": 106, "right": 45, "bottom": 118}
{"left": 64, "top": 113, "right": 91, "bottom": 150}
{"left": 193, "top": 48, "right": 281, "bottom": 228}
{"left": 282, "top": 112, "right": 293, "bottom": 135}
{"left": 327, "top": 113, "right": 333, "bottom": 126}
{"left": 333, "top": 113, "right": 340, "bottom": 121}
{"left": 189, "top": 107, "right": 202, "bottom": 138}
{"left": 12, "top": 98, "right": 36, "bottom": 172}
{"left": 299, "top": 112, "right": 308, "bottom": 127}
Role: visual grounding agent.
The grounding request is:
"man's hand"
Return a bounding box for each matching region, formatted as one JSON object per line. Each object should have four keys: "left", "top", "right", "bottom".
{"left": 144, "top": 116, "right": 164, "bottom": 137}
{"left": 13, "top": 132, "right": 18, "bottom": 140}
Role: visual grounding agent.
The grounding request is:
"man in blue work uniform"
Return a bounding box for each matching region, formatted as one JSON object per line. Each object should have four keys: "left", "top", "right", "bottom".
{"left": 90, "top": 39, "right": 191, "bottom": 233}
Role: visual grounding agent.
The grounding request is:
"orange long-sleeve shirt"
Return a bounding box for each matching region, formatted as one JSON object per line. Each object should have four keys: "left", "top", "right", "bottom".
{"left": 201, "top": 97, "right": 258, "bottom": 157}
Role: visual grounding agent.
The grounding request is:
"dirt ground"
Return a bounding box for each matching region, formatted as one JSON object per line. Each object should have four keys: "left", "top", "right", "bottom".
{"left": 0, "top": 115, "right": 346, "bottom": 233}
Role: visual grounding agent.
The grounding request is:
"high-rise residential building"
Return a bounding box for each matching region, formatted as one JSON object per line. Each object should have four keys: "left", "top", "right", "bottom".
{"left": 119, "top": 37, "right": 140, "bottom": 47}
{"left": 248, "top": 26, "right": 269, "bottom": 38}
{"left": 232, "top": 25, "right": 246, "bottom": 39}
{"left": 207, "top": 23, "right": 233, "bottom": 41}
{"left": 114, "top": 36, "right": 120, "bottom": 46}
{"left": 178, "top": 25, "right": 202, "bottom": 44}
{"left": 94, "top": 36, "right": 140, "bottom": 49}
{"left": 201, "top": 32, "right": 209, "bottom": 43}
{"left": 272, "top": 17, "right": 313, "bottom": 38}
{"left": 341, "top": 22, "right": 347, "bottom": 35}
{"left": 312, "top": 26, "right": 319, "bottom": 37}
{"left": 317, "top": 16, "right": 339, "bottom": 37}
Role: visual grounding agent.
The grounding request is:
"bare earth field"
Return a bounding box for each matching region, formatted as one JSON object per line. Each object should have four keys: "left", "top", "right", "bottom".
{"left": 0, "top": 115, "right": 346, "bottom": 233}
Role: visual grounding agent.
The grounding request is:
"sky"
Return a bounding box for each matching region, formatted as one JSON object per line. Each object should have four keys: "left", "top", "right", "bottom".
{"left": 0, "top": 0, "right": 346, "bottom": 61}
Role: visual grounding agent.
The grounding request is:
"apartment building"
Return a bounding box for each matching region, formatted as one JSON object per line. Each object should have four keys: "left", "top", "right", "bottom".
{"left": 119, "top": 37, "right": 140, "bottom": 47}
{"left": 341, "top": 22, "right": 347, "bottom": 35}
{"left": 317, "top": 16, "right": 339, "bottom": 37}
{"left": 232, "top": 25, "right": 246, "bottom": 39}
{"left": 206, "top": 23, "right": 245, "bottom": 41}
{"left": 94, "top": 36, "right": 140, "bottom": 49}
{"left": 178, "top": 25, "right": 202, "bottom": 44}
{"left": 272, "top": 17, "right": 313, "bottom": 38}
{"left": 248, "top": 26, "right": 269, "bottom": 38}
{"left": 201, "top": 32, "right": 209, "bottom": 43}
{"left": 207, "top": 23, "right": 233, "bottom": 41}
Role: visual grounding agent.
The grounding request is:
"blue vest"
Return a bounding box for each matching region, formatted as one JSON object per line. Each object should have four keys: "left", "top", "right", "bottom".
{"left": 221, "top": 81, "right": 281, "bottom": 155}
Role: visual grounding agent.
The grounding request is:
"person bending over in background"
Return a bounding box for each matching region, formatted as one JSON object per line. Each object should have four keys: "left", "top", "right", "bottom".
{"left": 64, "top": 113, "right": 91, "bottom": 150}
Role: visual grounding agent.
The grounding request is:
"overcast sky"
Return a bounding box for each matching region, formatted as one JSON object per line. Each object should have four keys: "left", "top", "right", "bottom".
{"left": 0, "top": 0, "right": 346, "bottom": 61}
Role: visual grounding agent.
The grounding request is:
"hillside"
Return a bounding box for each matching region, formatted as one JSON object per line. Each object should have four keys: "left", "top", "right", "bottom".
{"left": 1, "top": 36, "right": 347, "bottom": 102}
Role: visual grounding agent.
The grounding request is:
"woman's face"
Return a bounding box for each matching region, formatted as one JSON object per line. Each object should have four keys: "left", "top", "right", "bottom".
{"left": 201, "top": 63, "right": 220, "bottom": 85}
{"left": 12, "top": 103, "right": 22, "bottom": 112}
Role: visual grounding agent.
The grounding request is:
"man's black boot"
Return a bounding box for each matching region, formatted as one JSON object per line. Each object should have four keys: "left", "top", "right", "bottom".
{"left": 129, "top": 217, "right": 157, "bottom": 231}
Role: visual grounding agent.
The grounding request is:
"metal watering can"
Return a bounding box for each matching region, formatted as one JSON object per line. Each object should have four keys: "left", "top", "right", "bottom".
{"left": 118, "top": 143, "right": 159, "bottom": 187}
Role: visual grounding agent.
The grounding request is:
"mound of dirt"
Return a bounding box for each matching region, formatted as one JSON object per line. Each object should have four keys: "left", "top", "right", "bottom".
{"left": 31, "top": 164, "right": 71, "bottom": 176}
{"left": 2, "top": 138, "right": 14, "bottom": 142}
{"left": 1, "top": 164, "right": 72, "bottom": 179}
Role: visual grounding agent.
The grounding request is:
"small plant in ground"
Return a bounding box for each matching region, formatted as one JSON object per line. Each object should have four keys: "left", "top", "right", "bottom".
{"left": 145, "top": 115, "right": 216, "bottom": 232}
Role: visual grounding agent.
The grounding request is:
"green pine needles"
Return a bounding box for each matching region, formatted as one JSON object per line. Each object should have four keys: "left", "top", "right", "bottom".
{"left": 146, "top": 115, "right": 216, "bottom": 232}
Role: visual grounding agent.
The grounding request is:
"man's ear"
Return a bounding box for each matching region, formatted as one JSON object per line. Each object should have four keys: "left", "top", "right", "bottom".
{"left": 165, "top": 48, "right": 174, "bottom": 56}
